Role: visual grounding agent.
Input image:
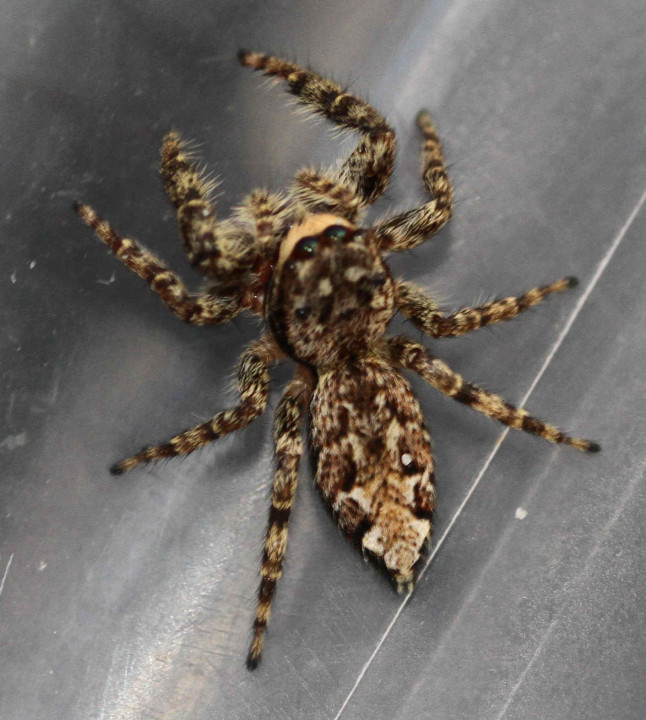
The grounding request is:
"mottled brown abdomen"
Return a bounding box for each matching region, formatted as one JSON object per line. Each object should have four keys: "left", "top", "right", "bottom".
{"left": 310, "top": 355, "right": 435, "bottom": 589}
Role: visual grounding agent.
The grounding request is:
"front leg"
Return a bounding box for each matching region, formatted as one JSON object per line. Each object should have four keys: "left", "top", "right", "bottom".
{"left": 239, "top": 51, "right": 395, "bottom": 212}
{"left": 75, "top": 203, "right": 242, "bottom": 326}
{"left": 375, "top": 110, "right": 453, "bottom": 251}
{"left": 111, "top": 336, "right": 281, "bottom": 474}
{"left": 396, "top": 277, "right": 578, "bottom": 338}
{"left": 388, "top": 336, "right": 600, "bottom": 453}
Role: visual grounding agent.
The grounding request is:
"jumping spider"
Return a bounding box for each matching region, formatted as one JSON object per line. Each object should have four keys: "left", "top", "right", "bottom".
{"left": 75, "top": 51, "right": 599, "bottom": 669}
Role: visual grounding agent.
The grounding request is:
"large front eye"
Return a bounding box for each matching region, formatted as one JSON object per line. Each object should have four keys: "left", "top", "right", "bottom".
{"left": 323, "top": 224, "right": 353, "bottom": 242}
{"left": 292, "top": 236, "right": 319, "bottom": 260}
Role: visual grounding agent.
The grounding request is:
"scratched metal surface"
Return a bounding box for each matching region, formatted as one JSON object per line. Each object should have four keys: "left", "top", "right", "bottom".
{"left": 2, "top": 1, "right": 645, "bottom": 719}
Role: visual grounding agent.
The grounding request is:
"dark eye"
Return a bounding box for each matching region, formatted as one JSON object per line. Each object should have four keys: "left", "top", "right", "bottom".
{"left": 323, "top": 224, "right": 353, "bottom": 242}
{"left": 292, "top": 236, "right": 319, "bottom": 260}
{"left": 295, "top": 306, "right": 311, "bottom": 320}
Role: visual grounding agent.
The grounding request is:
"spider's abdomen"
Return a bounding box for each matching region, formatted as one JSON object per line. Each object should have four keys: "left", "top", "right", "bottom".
{"left": 310, "top": 356, "right": 435, "bottom": 590}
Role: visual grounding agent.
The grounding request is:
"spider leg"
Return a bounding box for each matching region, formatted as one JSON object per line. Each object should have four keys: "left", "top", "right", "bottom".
{"left": 387, "top": 336, "right": 600, "bottom": 452}
{"left": 239, "top": 51, "right": 395, "bottom": 212}
{"left": 160, "top": 131, "right": 257, "bottom": 284}
{"left": 110, "top": 336, "right": 281, "bottom": 474}
{"left": 375, "top": 110, "right": 453, "bottom": 251}
{"left": 247, "top": 368, "right": 312, "bottom": 670}
{"left": 75, "top": 203, "right": 242, "bottom": 325}
{"left": 396, "top": 277, "right": 579, "bottom": 338}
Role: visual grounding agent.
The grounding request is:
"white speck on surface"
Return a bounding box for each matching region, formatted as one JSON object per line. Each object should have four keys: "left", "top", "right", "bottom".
{"left": 515, "top": 507, "right": 528, "bottom": 520}
{"left": 0, "top": 432, "right": 27, "bottom": 451}
{"left": 10, "top": 271, "right": 17, "bottom": 283}
{"left": 29, "top": 260, "right": 36, "bottom": 269}
{"left": 38, "top": 560, "right": 48, "bottom": 572}
{"left": 98, "top": 272, "right": 116, "bottom": 285}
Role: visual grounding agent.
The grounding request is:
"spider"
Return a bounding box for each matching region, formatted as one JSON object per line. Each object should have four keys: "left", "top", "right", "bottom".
{"left": 75, "top": 51, "right": 600, "bottom": 669}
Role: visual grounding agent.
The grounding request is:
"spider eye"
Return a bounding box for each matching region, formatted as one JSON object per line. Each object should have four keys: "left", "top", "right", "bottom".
{"left": 323, "top": 224, "right": 353, "bottom": 242}
{"left": 292, "top": 236, "right": 319, "bottom": 260}
{"left": 295, "top": 306, "right": 311, "bottom": 320}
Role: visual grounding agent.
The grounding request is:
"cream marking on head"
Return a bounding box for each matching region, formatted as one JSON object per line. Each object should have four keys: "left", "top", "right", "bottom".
{"left": 278, "top": 213, "right": 355, "bottom": 269}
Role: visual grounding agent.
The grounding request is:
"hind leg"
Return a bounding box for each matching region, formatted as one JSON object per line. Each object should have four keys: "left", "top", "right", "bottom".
{"left": 247, "top": 369, "right": 312, "bottom": 669}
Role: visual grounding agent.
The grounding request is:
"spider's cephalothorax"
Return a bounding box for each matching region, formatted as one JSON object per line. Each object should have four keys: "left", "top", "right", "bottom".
{"left": 75, "top": 51, "right": 599, "bottom": 670}
{"left": 267, "top": 214, "right": 395, "bottom": 366}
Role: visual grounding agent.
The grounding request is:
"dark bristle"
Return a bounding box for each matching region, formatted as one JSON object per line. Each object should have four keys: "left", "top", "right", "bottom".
{"left": 237, "top": 49, "right": 249, "bottom": 64}
{"left": 109, "top": 462, "right": 125, "bottom": 476}
{"left": 586, "top": 441, "right": 601, "bottom": 453}
{"left": 246, "top": 654, "right": 260, "bottom": 671}
{"left": 566, "top": 276, "right": 579, "bottom": 288}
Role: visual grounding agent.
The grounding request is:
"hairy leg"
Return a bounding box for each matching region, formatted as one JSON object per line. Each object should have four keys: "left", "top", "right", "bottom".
{"left": 75, "top": 202, "right": 242, "bottom": 325}
{"left": 387, "top": 336, "right": 600, "bottom": 452}
{"left": 160, "top": 132, "right": 257, "bottom": 285}
{"left": 111, "top": 336, "right": 281, "bottom": 474}
{"left": 239, "top": 50, "right": 395, "bottom": 213}
{"left": 247, "top": 369, "right": 312, "bottom": 669}
{"left": 396, "top": 277, "right": 578, "bottom": 338}
{"left": 376, "top": 110, "right": 453, "bottom": 251}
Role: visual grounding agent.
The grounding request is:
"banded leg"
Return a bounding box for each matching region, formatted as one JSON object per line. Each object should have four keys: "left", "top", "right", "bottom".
{"left": 75, "top": 203, "right": 242, "bottom": 325}
{"left": 111, "top": 336, "right": 281, "bottom": 474}
{"left": 388, "top": 336, "right": 600, "bottom": 452}
{"left": 247, "top": 370, "right": 312, "bottom": 670}
{"left": 160, "top": 132, "right": 257, "bottom": 283}
{"left": 376, "top": 110, "right": 453, "bottom": 251}
{"left": 239, "top": 51, "right": 396, "bottom": 213}
{"left": 396, "top": 277, "right": 578, "bottom": 338}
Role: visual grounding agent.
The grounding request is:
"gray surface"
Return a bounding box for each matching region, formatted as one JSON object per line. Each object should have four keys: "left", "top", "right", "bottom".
{"left": 1, "top": 1, "right": 645, "bottom": 719}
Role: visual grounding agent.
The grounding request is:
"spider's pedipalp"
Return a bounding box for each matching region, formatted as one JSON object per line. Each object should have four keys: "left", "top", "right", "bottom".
{"left": 388, "top": 336, "right": 600, "bottom": 452}
{"left": 74, "top": 202, "right": 243, "bottom": 325}
{"left": 161, "top": 131, "right": 257, "bottom": 285}
{"left": 247, "top": 369, "right": 312, "bottom": 670}
{"left": 110, "top": 336, "right": 281, "bottom": 474}
{"left": 396, "top": 276, "right": 579, "bottom": 338}
{"left": 376, "top": 109, "right": 453, "bottom": 251}
{"left": 239, "top": 50, "right": 396, "bottom": 212}
{"left": 243, "top": 189, "right": 301, "bottom": 253}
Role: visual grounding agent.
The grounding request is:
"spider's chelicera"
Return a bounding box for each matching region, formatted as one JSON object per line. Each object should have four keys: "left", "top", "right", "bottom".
{"left": 75, "top": 51, "right": 600, "bottom": 669}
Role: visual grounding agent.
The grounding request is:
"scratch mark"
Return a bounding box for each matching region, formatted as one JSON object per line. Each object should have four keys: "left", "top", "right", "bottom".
{"left": 98, "top": 272, "right": 116, "bottom": 286}
{"left": 0, "top": 554, "right": 14, "bottom": 598}
{"left": 0, "top": 432, "right": 27, "bottom": 451}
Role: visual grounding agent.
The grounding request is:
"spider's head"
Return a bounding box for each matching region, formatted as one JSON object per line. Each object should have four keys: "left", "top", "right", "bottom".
{"left": 266, "top": 214, "right": 394, "bottom": 367}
